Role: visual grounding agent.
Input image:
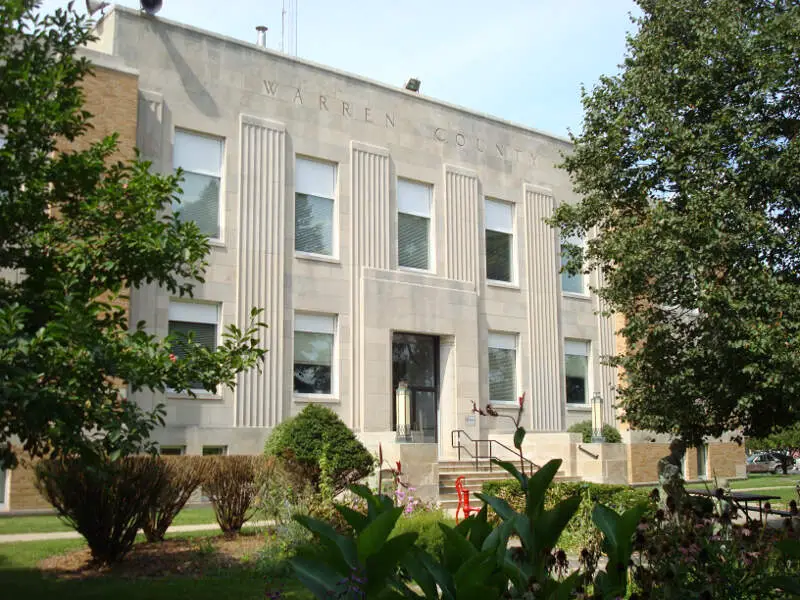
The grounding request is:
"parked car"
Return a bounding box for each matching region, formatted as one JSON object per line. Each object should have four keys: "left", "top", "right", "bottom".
{"left": 746, "top": 452, "right": 782, "bottom": 474}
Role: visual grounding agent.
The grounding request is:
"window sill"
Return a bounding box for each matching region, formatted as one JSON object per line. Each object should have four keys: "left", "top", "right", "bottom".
{"left": 208, "top": 238, "right": 226, "bottom": 248}
{"left": 398, "top": 266, "right": 435, "bottom": 275}
{"left": 562, "top": 292, "right": 591, "bottom": 301}
{"left": 489, "top": 401, "right": 522, "bottom": 410}
{"left": 295, "top": 251, "right": 340, "bottom": 265}
{"left": 566, "top": 404, "right": 591, "bottom": 411}
{"left": 166, "top": 391, "right": 223, "bottom": 401}
{"left": 487, "top": 280, "right": 519, "bottom": 290}
{"left": 293, "top": 394, "right": 340, "bottom": 404}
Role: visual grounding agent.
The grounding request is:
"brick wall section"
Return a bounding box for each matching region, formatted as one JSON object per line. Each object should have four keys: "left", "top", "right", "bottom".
{"left": 708, "top": 442, "right": 746, "bottom": 481}
{"left": 7, "top": 62, "right": 139, "bottom": 513}
{"left": 627, "top": 442, "right": 670, "bottom": 484}
{"left": 8, "top": 454, "right": 51, "bottom": 511}
{"left": 627, "top": 442, "right": 744, "bottom": 484}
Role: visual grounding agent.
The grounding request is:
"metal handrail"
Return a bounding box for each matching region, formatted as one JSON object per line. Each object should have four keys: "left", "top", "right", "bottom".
{"left": 450, "top": 429, "right": 540, "bottom": 473}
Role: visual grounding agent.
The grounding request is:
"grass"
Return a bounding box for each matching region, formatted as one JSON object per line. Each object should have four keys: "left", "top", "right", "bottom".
{"left": 0, "top": 532, "right": 310, "bottom": 599}
{"left": 0, "top": 506, "right": 222, "bottom": 536}
{"left": 687, "top": 474, "right": 800, "bottom": 508}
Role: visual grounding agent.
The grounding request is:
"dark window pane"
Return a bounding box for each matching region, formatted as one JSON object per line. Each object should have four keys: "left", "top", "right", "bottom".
{"left": 168, "top": 320, "right": 217, "bottom": 390}
{"left": 489, "top": 347, "right": 515, "bottom": 402}
{"left": 294, "top": 365, "right": 332, "bottom": 394}
{"left": 398, "top": 213, "right": 429, "bottom": 269}
{"left": 174, "top": 171, "right": 220, "bottom": 238}
{"left": 392, "top": 333, "right": 436, "bottom": 387}
{"left": 295, "top": 193, "right": 334, "bottom": 255}
{"left": 486, "top": 230, "right": 511, "bottom": 282}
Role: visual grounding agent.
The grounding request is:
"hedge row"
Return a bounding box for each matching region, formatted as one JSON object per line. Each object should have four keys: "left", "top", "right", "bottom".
{"left": 482, "top": 478, "right": 655, "bottom": 552}
{"left": 36, "top": 455, "right": 273, "bottom": 564}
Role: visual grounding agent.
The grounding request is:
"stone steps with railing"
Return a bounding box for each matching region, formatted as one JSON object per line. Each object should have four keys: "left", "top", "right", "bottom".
{"left": 437, "top": 459, "right": 580, "bottom": 511}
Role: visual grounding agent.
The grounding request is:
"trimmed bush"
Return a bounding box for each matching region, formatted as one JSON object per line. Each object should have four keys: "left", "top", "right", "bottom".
{"left": 390, "top": 510, "right": 455, "bottom": 559}
{"left": 567, "top": 420, "right": 623, "bottom": 443}
{"left": 265, "top": 404, "right": 374, "bottom": 493}
{"left": 35, "top": 456, "right": 168, "bottom": 564}
{"left": 482, "top": 478, "right": 654, "bottom": 552}
{"left": 203, "top": 455, "right": 273, "bottom": 534}
{"left": 143, "top": 455, "right": 209, "bottom": 542}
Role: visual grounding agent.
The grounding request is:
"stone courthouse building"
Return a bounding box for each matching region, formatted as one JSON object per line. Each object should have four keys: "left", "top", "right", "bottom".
{"left": 1, "top": 5, "right": 744, "bottom": 511}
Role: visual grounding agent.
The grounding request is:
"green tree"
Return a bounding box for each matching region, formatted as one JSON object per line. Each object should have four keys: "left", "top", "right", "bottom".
{"left": 551, "top": 0, "right": 800, "bottom": 445}
{"left": 0, "top": 1, "right": 266, "bottom": 467}
{"left": 748, "top": 422, "right": 800, "bottom": 454}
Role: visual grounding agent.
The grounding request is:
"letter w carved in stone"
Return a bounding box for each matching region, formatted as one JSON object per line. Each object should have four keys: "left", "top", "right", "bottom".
{"left": 262, "top": 80, "right": 279, "bottom": 96}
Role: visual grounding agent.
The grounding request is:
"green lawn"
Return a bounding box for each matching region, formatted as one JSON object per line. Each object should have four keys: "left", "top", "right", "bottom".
{"left": 0, "top": 506, "right": 222, "bottom": 536}
{"left": 0, "top": 532, "right": 309, "bottom": 599}
{"left": 687, "top": 474, "right": 800, "bottom": 508}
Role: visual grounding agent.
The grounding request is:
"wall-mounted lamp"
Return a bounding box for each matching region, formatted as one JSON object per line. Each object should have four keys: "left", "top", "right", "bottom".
{"left": 395, "top": 380, "right": 411, "bottom": 442}
{"left": 591, "top": 391, "right": 605, "bottom": 443}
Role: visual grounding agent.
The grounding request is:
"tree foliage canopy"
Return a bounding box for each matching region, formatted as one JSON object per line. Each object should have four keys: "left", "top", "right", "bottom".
{"left": 0, "top": 1, "right": 266, "bottom": 466}
{"left": 748, "top": 422, "right": 800, "bottom": 453}
{"left": 552, "top": 0, "right": 800, "bottom": 444}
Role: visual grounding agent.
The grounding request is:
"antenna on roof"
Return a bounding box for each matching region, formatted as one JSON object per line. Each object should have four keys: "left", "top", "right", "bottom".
{"left": 281, "top": 0, "right": 298, "bottom": 56}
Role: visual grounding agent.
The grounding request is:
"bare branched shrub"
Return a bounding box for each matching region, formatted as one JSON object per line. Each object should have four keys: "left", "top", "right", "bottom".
{"left": 35, "top": 456, "right": 168, "bottom": 564}
{"left": 203, "top": 455, "right": 274, "bottom": 534}
{"left": 143, "top": 455, "right": 209, "bottom": 542}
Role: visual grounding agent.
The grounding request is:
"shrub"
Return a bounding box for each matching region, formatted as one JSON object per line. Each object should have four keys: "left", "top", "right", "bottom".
{"left": 391, "top": 510, "right": 455, "bottom": 558}
{"left": 482, "top": 478, "right": 654, "bottom": 552}
{"left": 203, "top": 455, "right": 273, "bottom": 534}
{"left": 35, "top": 456, "right": 168, "bottom": 564}
{"left": 143, "top": 455, "right": 208, "bottom": 542}
{"left": 264, "top": 404, "right": 374, "bottom": 493}
{"left": 567, "top": 420, "right": 623, "bottom": 443}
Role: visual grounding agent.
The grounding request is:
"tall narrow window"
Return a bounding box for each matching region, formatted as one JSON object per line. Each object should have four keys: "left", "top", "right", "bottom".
{"left": 0, "top": 463, "right": 7, "bottom": 511}
{"left": 168, "top": 301, "right": 219, "bottom": 392}
{"left": 561, "top": 235, "right": 585, "bottom": 294}
{"left": 295, "top": 157, "right": 336, "bottom": 256}
{"left": 565, "top": 340, "right": 590, "bottom": 404}
{"left": 294, "top": 313, "right": 336, "bottom": 395}
{"left": 696, "top": 445, "right": 708, "bottom": 479}
{"left": 397, "top": 179, "right": 432, "bottom": 270}
{"left": 485, "top": 199, "right": 514, "bottom": 282}
{"left": 173, "top": 130, "right": 223, "bottom": 238}
{"left": 488, "top": 333, "right": 517, "bottom": 404}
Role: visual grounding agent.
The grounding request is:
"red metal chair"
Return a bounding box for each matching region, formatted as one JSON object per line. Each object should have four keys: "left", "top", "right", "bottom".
{"left": 455, "top": 476, "right": 482, "bottom": 523}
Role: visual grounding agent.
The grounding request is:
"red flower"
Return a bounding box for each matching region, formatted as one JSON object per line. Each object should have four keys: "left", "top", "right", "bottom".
{"left": 395, "top": 461, "right": 402, "bottom": 474}
{"left": 169, "top": 353, "right": 177, "bottom": 362}
{"left": 518, "top": 392, "right": 526, "bottom": 408}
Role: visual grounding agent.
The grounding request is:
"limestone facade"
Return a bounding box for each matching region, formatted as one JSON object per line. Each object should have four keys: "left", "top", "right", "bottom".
{"left": 83, "top": 7, "right": 618, "bottom": 461}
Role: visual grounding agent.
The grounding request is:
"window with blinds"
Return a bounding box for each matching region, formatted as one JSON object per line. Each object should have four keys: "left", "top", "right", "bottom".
{"left": 397, "top": 179, "right": 432, "bottom": 270}
{"left": 485, "top": 199, "right": 514, "bottom": 282}
{"left": 488, "top": 332, "right": 517, "bottom": 403}
{"left": 561, "top": 235, "right": 585, "bottom": 294}
{"left": 295, "top": 157, "right": 336, "bottom": 256}
{"left": 565, "top": 339, "right": 589, "bottom": 404}
{"left": 168, "top": 301, "right": 219, "bottom": 391}
{"left": 173, "top": 130, "right": 223, "bottom": 239}
{"left": 294, "top": 313, "right": 336, "bottom": 394}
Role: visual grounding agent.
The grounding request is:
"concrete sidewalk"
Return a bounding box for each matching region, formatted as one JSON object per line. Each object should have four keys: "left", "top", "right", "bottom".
{"left": 0, "top": 520, "right": 271, "bottom": 544}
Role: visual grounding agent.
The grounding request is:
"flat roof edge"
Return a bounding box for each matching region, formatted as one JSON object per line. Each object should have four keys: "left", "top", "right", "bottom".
{"left": 103, "top": 4, "right": 572, "bottom": 146}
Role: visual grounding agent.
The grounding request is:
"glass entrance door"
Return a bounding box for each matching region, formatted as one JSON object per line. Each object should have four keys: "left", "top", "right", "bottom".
{"left": 392, "top": 333, "right": 439, "bottom": 443}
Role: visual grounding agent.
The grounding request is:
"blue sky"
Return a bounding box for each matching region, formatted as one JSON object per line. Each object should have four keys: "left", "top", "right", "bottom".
{"left": 41, "top": 0, "right": 639, "bottom": 137}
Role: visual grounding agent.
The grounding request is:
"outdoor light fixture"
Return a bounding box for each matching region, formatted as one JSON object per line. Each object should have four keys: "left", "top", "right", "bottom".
{"left": 85, "top": 0, "right": 109, "bottom": 16}
{"left": 405, "top": 78, "right": 421, "bottom": 93}
{"left": 395, "top": 380, "right": 412, "bottom": 442}
{"left": 591, "top": 391, "right": 605, "bottom": 443}
{"left": 140, "top": 0, "right": 163, "bottom": 15}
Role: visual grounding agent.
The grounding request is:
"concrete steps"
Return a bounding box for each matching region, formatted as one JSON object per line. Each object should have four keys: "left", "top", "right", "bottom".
{"left": 437, "top": 460, "right": 580, "bottom": 512}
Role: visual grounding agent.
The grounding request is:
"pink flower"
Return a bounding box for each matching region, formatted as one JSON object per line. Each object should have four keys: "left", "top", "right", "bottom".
{"left": 169, "top": 353, "right": 177, "bottom": 362}
{"left": 518, "top": 392, "right": 526, "bottom": 408}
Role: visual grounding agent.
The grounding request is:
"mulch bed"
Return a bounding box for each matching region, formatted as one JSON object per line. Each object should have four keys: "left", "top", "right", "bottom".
{"left": 38, "top": 532, "right": 267, "bottom": 580}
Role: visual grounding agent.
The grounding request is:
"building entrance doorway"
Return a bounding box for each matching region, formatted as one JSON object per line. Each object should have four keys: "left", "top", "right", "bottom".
{"left": 392, "top": 333, "right": 439, "bottom": 443}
